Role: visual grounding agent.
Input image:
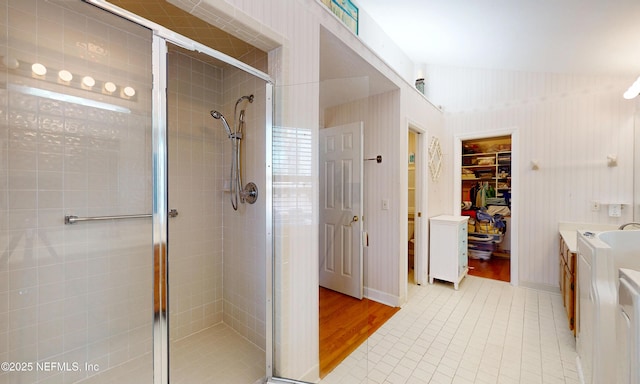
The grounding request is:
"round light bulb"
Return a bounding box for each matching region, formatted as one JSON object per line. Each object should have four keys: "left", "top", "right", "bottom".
{"left": 58, "top": 69, "right": 73, "bottom": 82}
{"left": 2, "top": 56, "right": 19, "bottom": 69}
{"left": 104, "top": 81, "right": 117, "bottom": 93}
{"left": 123, "top": 86, "right": 136, "bottom": 97}
{"left": 82, "top": 76, "right": 95, "bottom": 88}
{"left": 31, "top": 63, "right": 47, "bottom": 76}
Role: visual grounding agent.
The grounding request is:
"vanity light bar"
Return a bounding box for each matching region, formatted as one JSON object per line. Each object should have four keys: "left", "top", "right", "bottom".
{"left": 2, "top": 57, "right": 138, "bottom": 102}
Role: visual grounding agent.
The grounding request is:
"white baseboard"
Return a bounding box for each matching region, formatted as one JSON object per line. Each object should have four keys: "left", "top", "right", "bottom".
{"left": 518, "top": 280, "right": 561, "bottom": 294}
{"left": 364, "top": 287, "right": 400, "bottom": 307}
{"left": 576, "top": 356, "right": 585, "bottom": 384}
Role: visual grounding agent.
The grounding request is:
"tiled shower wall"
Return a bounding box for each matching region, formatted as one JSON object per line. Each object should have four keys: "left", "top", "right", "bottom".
{"left": 166, "top": 48, "right": 225, "bottom": 341}
{"left": 167, "top": 47, "right": 268, "bottom": 350}
{"left": 221, "top": 51, "right": 268, "bottom": 350}
{"left": 0, "top": 1, "right": 154, "bottom": 383}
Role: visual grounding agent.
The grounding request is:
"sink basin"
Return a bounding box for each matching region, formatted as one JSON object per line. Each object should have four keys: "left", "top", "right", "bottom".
{"left": 599, "top": 229, "right": 640, "bottom": 255}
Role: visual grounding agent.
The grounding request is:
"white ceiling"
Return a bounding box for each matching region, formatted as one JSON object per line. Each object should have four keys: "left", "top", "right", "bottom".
{"left": 354, "top": 0, "right": 640, "bottom": 75}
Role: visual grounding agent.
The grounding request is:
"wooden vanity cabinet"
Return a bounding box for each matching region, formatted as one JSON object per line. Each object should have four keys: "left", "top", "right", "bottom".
{"left": 559, "top": 236, "right": 576, "bottom": 334}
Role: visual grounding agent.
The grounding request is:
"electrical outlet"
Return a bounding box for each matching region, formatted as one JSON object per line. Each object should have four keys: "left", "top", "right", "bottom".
{"left": 591, "top": 201, "right": 600, "bottom": 212}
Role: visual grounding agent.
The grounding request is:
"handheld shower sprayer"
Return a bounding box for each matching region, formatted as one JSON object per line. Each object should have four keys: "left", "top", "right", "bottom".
{"left": 210, "top": 110, "right": 232, "bottom": 137}
{"left": 209, "top": 94, "right": 257, "bottom": 211}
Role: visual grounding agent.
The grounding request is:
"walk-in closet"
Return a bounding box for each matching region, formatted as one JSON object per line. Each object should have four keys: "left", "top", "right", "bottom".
{"left": 460, "top": 136, "right": 512, "bottom": 282}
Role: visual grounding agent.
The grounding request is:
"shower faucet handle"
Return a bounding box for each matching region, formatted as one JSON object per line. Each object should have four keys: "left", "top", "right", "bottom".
{"left": 241, "top": 182, "right": 258, "bottom": 204}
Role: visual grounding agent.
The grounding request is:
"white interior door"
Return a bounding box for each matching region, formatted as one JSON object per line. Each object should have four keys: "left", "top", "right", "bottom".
{"left": 319, "top": 122, "right": 364, "bottom": 299}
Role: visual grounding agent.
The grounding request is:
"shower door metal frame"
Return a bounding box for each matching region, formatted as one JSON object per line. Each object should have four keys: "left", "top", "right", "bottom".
{"left": 151, "top": 34, "right": 169, "bottom": 384}
{"left": 83, "top": 1, "right": 276, "bottom": 383}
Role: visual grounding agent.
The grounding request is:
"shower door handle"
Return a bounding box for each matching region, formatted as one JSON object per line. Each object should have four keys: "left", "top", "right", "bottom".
{"left": 168, "top": 209, "right": 179, "bottom": 218}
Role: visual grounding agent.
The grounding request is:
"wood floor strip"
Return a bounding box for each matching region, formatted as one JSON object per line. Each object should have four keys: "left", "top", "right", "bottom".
{"left": 468, "top": 257, "right": 510, "bottom": 282}
{"left": 319, "top": 287, "right": 400, "bottom": 378}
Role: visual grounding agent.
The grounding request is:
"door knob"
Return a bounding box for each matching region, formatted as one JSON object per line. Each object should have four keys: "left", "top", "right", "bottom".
{"left": 351, "top": 216, "right": 359, "bottom": 223}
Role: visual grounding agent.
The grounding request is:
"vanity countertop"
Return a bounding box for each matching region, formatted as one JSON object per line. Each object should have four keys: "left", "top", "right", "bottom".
{"left": 558, "top": 222, "right": 619, "bottom": 253}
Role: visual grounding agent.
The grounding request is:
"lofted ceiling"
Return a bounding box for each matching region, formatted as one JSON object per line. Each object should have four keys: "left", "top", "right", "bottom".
{"left": 355, "top": 0, "right": 640, "bottom": 76}
{"left": 105, "top": 1, "right": 640, "bottom": 79}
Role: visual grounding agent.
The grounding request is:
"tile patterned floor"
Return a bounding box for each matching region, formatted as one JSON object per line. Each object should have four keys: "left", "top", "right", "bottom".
{"left": 321, "top": 276, "right": 579, "bottom": 384}
{"left": 77, "top": 276, "right": 577, "bottom": 384}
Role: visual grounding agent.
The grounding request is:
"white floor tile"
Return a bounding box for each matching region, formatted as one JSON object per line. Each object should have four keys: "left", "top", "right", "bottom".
{"left": 321, "top": 276, "right": 578, "bottom": 384}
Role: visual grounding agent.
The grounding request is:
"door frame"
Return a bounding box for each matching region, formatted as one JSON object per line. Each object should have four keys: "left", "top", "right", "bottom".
{"left": 453, "top": 128, "right": 519, "bottom": 286}
{"left": 407, "top": 125, "right": 428, "bottom": 286}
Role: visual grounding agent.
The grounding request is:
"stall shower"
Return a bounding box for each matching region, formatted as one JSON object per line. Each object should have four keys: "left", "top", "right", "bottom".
{"left": 0, "top": 1, "right": 270, "bottom": 383}
{"left": 166, "top": 46, "right": 268, "bottom": 384}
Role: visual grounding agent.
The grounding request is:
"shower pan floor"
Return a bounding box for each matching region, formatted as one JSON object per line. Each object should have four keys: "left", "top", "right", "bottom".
{"left": 76, "top": 323, "right": 265, "bottom": 384}
{"left": 171, "top": 323, "right": 266, "bottom": 384}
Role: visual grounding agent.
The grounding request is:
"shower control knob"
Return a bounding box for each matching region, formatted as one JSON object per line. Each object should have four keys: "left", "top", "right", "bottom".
{"left": 242, "top": 182, "right": 258, "bottom": 204}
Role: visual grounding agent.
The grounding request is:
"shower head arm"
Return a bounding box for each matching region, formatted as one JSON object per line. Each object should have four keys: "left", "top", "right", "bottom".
{"left": 235, "top": 94, "right": 254, "bottom": 106}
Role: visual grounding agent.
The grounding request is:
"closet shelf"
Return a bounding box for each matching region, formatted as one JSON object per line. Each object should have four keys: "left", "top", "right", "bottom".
{"left": 462, "top": 165, "right": 497, "bottom": 169}
{"left": 462, "top": 177, "right": 496, "bottom": 181}
{"left": 461, "top": 149, "right": 512, "bottom": 202}
{"left": 463, "top": 150, "right": 511, "bottom": 157}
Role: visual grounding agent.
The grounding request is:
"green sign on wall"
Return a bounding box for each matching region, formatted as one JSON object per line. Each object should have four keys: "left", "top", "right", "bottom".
{"left": 322, "top": 0, "right": 359, "bottom": 35}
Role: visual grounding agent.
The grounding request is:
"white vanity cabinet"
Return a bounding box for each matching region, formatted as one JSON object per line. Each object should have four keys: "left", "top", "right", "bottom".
{"left": 429, "top": 215, "right": 469, "bottom": 290}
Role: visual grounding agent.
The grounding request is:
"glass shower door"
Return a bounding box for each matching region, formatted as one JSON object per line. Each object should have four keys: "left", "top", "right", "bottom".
{"left": 0, "top": 1, "right": 154, "bottom": 383}
{"left": 166, "top": 44, "right": 270, "bottom": 384}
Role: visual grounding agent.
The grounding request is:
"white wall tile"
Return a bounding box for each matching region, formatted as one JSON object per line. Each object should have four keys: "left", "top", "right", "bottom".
{"left": 1, "top": 1, "right": 155, "bottom": 382}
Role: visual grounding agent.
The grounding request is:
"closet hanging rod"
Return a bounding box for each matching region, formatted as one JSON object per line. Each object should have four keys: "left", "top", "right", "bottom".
{"left": 64, "top": 213, "right": 152, "bottom": 225}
